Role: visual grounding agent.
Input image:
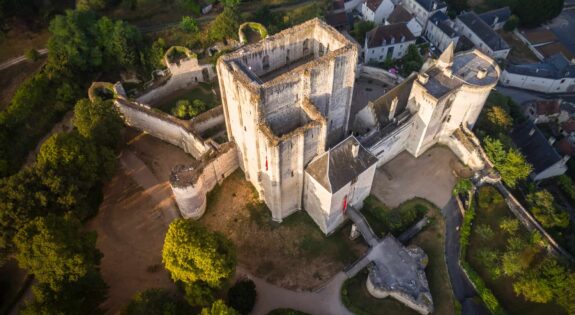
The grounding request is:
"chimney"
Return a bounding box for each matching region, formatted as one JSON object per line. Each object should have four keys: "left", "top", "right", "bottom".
{"left": 389, "top": 97, "right": 399, "bottom": 121}
{"left": 433, "top": 2, "right": 437, "bottom": 10}
{"left": 493, "top": 16, "right": 499, "bottom": 25}
{"left": 418, "top": 73, "right": 429, "bottom": 85}
{"left": 549, "top": 137, "right": 556, "bottom": 145}
{"left": 477, "top": 67, "right": 487, "bottom": 79}
{"left": 529, "top": 128, "right": 535, "bottom": 136}
{"left": 352, "top": 142, "right": 360, "bottom": 158}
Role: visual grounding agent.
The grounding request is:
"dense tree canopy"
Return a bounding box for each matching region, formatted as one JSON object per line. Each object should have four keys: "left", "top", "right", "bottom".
{"left": 74, "top": 98, "right": 123, "bottom": 148}
{"left": 122, "top": 288, "right": 193, "bottom": 315}
{"left": 209, "top": 7, "right": 240, "bottom": 42}
{"left": 228, "top": 279, "right": 256, "bottom": 315}
{"left": 483, "top": 136, "right": 532, "bottom": 188}
{"left": 201, "top": 300, "right": 240, "bottom": 315}
{"left": 162, "top": 219, "right": 236, "bottom": 288}
{"left": 13, "top": 214, "right": 101, "bottom": 290}
{"left": 527, "top": 190, "right": 570, "bottom": 229}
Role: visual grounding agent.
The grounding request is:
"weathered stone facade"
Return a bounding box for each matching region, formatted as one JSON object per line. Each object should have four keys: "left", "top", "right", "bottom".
{"left": 217, "top": 18, "right": 359, "bottom": 222}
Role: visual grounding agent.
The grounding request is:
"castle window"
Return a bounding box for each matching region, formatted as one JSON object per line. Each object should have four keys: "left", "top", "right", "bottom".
{"left": 291, "top": 170, "right": 294, "bottom": 177}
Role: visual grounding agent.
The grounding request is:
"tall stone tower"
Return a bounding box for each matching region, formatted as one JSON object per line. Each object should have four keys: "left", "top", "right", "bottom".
{"left": 217, "top": 19, "right": 359, "bottom": 221}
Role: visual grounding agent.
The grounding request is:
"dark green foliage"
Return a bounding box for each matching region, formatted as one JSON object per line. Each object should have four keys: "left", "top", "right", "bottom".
{"left": 483, "top": 136, "right": 532, "bottom": 188}
{"left": 445, "top": 0, "right": 468, "bottom": 13}
{"left": 177, "top": 0, "right": 201, "bottom": 15}
{"left": 228, "top": 279, "right": 256, "bottom": 315}
{"left": 351, "top": 21, "right": 375, "bottom": 44}
{"left": 180, "top": 16, "right": 199, "bottom": 33}
{"left": 221, "top": 0, "right": 240, "bottom": 8}
{"left": 25, "top": 49, "right": 40, "bottom": 61}
{"left": 171, "top": 99, "right": 208, "bottom": 119}
{"left": 122, "top": 288, "right": 193, "bottom": 315}
{"left": 184, "top": 281, "right": 216, "bottom": 307}
{"left": 526, "top": 190, "right": 569, "bottom": 229}
{"left": 504, "top": 15, "right": 519, "bottom": 32}
{"left": 201, "top": 300, "right": 240, "bottom": 315}
{"left": 21, "top": 270, "right": 107, "bottom": 315}
{"left": 209, "top": 7, "right": 241, "bottom": 42}
{"left": 13, "top": 214, "right": 101, "bottom": 290}
{"left": 74, "top": 98, "right": 123, "bottom": 148}
{"left": 399, "top": 44, "right": 423, "bottom": 76}
{"left": 513, "top": 0, "right": 563, "bottom": 27}
{"left": 77, "top": 0, "right": 109, "bottom": 11}
{"left": 453, "top": 178, "right": 473, "bottom": 196}
{"left": 150, "top": 38, "right": 167, "bottom": 69}
{"left": 362, "top": 197, "right": 427, "bottom": 236}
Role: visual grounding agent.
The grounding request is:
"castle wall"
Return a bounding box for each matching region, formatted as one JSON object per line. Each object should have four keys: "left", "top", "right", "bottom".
{"left": 171, "top": 143, "right": 239, "bottom": 219}
{"left": 358, "top": 65, "right": 404, "bottom": 86}
{"left": 190, "top": 106, "right": 225, "bottom": 135}
{"left": 369, "top": 119, "right": 415, "bottom": 167}
{"left": 114, "top": 99, "right": 209, "bottom": 159}
{"left": 137, "top": 60, "right": 215, "bottom": 105}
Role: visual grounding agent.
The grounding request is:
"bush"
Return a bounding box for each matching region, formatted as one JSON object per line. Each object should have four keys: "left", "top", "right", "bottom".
{"left": 363, "top": 197, "right": 428, "bottom": 236}
{"left": 123, "top": 288, "right": 192, "bottom": 315}
{"left": 180, "top": 16, "right": 199, "bottom": 33}
{"left": 227, "top": 279, "right": 256, "bottom": 315}
{"left": 184, "top": 281, "right": 216, "bottom": 307}
{"left": 504, "top": 15, "right": 519, "bottom": 32}
{"left": 453, "top": 178, "right": 473, "bottom": 196}
{"left": 25, "top": 49, "right": 40, "bottom": 61}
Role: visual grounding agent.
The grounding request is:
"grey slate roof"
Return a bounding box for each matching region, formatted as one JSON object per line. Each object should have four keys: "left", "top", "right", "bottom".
{"left": 306, "top": 136, "right": 378, "bottom": 193}
{"left": 429, "top": 11, "right": 458, "bottom": 38}
{"left": 414, "top": 0, "right": 446, "bottom": 12}
{"left": 510, "top": 120, "right": 562, "bottom": 174}
{"left": 478, "top": 7, "right": 512, "bottom": 28}
{"left": 506, "top": 53, "right": 575, "bottom": 79}
{"left": 366, "top": 23, "right": 416, "bottom": 49}
{"left": 457, "top": 11, "right": 510, "bottom": 51}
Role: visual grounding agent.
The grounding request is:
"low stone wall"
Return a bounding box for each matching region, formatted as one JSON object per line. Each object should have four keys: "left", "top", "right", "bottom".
{"left": 191, "top": 106, "right": 225, "bottom": 135}
{"left": 359, "top": 65, "right": 405, "bottom": 86}
{"left": 366, "top": 275, "right": 431, "bottom": 315}
{"left": 440, "top": 135, "right": 484, "bottom": 171}
{"left": 170, "top": 142, "right": 239, "bottom": 219}
{"left": 114, "top": 98, "right": 210, "bottom": 159}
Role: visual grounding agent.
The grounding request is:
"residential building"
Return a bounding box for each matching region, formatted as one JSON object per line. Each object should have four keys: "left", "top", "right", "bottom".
{"left": 386, "top": 5, "right": 423, "bottom": 37}
{"left": 511, "top": 121, "right": 568, "bottom": 181}
{"left": 525, "top": 99, "right": 562, "bottom": 123}
{"left": 402, "top": 0, "right": 447, "bottom": 27}
{"left": 454, "top": 11, "right": 510, "bottom": 59}
{"left": 478, "top": 7, "right": 512, "bottom": 30}
{"left": 424, "top": 11, "right": 459, "bottom": 52}
{"left": 361, "top": 0, "right": 395, "bottom": 24}
{"left": 364, "top": 23, "right": 417, "bottom": 63}
{"left": 500, "top": 53, "right": 575, "bottom": 93}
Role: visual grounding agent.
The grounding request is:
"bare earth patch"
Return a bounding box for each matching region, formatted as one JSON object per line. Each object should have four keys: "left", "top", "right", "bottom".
{"left": 199, "top": 171, "right": 368, "bottom": 290}
{"left": 87, "top": 129, "right": 198, "bottom": 313}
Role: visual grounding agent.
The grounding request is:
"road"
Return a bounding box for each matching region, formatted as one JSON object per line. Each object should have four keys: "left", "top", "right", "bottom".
{"left": 442, "top": 197, "right": 490, "bottom": 315}
{"left": 0, "top": 48, "right": 48, "bottom": 70}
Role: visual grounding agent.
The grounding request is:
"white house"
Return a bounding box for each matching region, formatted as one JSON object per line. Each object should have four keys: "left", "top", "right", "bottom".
{"left": 511, "top": 121, "right": 568, "bottom": 181}
{"left": 386, "top": 5, "right": 423, "bottom": 37}
{"left": 500, "top": 53, "right": 575, "bottom": 93}
{"left": 364, "top": 23, "right": 417, "bottom": 63}
{"left": 424, "top": 11, "right": 459, "bottom": 52}
{"left": 304, "top": 136, "right": 378, "bottom": 235}
{"left": 362, "top": 0, "right": 395, "bottom": 24}
{"left": 454, "top": 11, "right": 510, "bottom": 60}
{"left": 402, "top": 0, "right": 447, "bottom": 27}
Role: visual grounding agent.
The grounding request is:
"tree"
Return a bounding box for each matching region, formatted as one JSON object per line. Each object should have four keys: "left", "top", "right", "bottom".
{"left": 180, "top": 16, "right": 199, "bottom": 33}
{"left": 504, "top": 15, "right": 519, "bottom": 32}
{"left": 172, "top": 99, "right": 208, "bottom": 119}
{"left": 25, "top": 48, "right": 40, "bottom": 61}
{"left": 74, "top": 98, "right": 123, "bottom": 148}
{"left": 209, "top": 7, "right": 240, "bottom": 42}
{"left": 228, "top": 279, "right": 256, "bottom": 315}
{"left": 500, "top": 218, "right": 520, "bottom": 235}
{"left": 513, "top": 0, "right": 563, "bottom": 27}
{"left": 201, "top": 300, "right": 240, "bottom": 315}
{"left": 21, "top": 270, "right": 107, "bottom": 315}
{"left": 486, "top": 106, "right": 513, "bottom": 133}
{"left": 399, "top": 45, "right": 423, "bottom": 76}
{"left": 184, "top": 281, "right": 216, "bottom": 307}
{"left": 476, "top": 224, "right": 495, "bottom": 241}
{"left": 221, "top": 0, "right": 240, "bottom": 8}
{"left": 150, "top": 38, "right": 167, "bottom": 69}
{"left": 453, "top": 178, "right": 472, "bottom": 196}
{"left": 350, "top": 21, "right": 374, "bottom": 44}
{"left": 527, "top": 190, "right": 569, "bottom": 229}
{"left": 13, "top": 214, "right": 101, "bottom": 290}
{"left": 162, "top": 219, "right": 236, "bottom": 288}
{"left": 77, "top": 0, "right": 108, "bottom": 11}
{"left": 122, "top": 288, "right": 192, "bottom": 315}
{"left": 483, "top": 137, "right": 532, "bottom": 188}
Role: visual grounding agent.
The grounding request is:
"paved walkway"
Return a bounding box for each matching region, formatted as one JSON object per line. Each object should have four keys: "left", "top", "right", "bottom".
{"left": 347, "top": 207, "right": 379, "bottom": 247}
{"left": 0, "top": 48, "right": 48, "bottom": 70}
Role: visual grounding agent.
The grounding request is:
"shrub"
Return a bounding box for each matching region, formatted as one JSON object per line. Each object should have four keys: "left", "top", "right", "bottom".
{"left": 180, "top": 16, "right": 199, "bottom": 33}
{"left": 25, "top": 49, "right": 40, "bottom": 61}
{"left": 227, "top": 279, "right": 256, "bottom": 315}
{"left": 185, "top": 281, "right": 216, "bottom": 307}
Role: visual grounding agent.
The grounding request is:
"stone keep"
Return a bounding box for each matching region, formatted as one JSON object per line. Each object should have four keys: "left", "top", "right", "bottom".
{"left": 217, "top": 18, "right": 358, "bottom": 221}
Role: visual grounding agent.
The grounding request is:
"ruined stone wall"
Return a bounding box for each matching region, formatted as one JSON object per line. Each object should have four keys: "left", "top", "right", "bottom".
{"left": 190, "top": 106, "right": 225, "bottom": 135}
{"left": 171, "top": 143, "right": 239, "bottom": 219}
{"left": 439, "top": 135, "right": 485, "bottom": 171}
{"left": 114, "top": 99, "right": 209, "bottom": 159}
{"left": 137, "top": 61, "right": 216, "bottom": 105}
{"left": 366, "top": 277, "right": 432, "bottom": 315}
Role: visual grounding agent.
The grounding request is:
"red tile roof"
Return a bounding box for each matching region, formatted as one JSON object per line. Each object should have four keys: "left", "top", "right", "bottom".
{"left": 535, "top": 99, "right": 561, "bottom": 116}
{"left": 558, "top": 138, "right": 575, "bottom": 156}
{"left": 366, "top": 0, "right": 383, "bottom": 12}
{"left": 562, "top": 119, "right": 575, "bottom": 133}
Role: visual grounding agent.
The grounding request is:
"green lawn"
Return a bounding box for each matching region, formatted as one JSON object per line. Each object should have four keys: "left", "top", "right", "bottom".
{"left": 361, "top": 196, "right": 429, "bottom": 238}
{"left": 467, "top": 186, "right": 566, "bottom": 315}
{"left": 343, "top": 198, "right": 455, "bottom": 315}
